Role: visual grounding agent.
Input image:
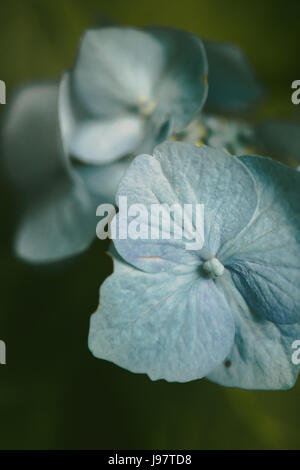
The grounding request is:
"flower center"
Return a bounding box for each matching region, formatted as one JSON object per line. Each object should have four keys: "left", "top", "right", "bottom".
{"left": 202, "top": 257, "right": 224, "bottom": 278}
{"left": 137, "top": 95, "right": 158, "bottom": 117}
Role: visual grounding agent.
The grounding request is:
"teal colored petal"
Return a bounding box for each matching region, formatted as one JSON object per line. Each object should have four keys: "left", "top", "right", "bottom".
{"left": 220, "top": 155, "right": 300, "bottom": 324}
{"left": 114, "top": 142, "right": 257, "bottom": 273}
{"left": 207, "top": 272, "right": 300, "bottom": 390}
{"left": 254, "top": 119, "right": 300, "bottom": 164}
{"left": 204, "top": 40, "right": 263, "bottom": 112}
{"left": 135, "top": 115, "right": 172, "bottom": 156}
{"left": 147, "top": 27, "right": 208, "bottom": 131}
{"left": 3, "top": 82, "right": 95, "bottom": 262}
{"left": 69, "top": 116, "right": 143, "bottom": 164}
{"left": 89, "top": 256, "right": 235, "bottom": 382}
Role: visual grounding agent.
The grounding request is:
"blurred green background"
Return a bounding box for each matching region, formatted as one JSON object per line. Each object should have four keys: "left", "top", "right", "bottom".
{"left": 0, "top": 0, "right": 300, "bottom": 450}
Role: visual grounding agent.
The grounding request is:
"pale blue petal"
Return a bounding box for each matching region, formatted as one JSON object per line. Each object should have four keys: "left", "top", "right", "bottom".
{"left": 69, "top": 115, "right": 144, "bottom": 164}
{"left": 60, "top": 71, "right": 167, "bottom": 165}
{"left": 254, "top": 119, "right": 300, "bottom": 164}
{"left": 15, "top": 176, "right": 95, "bottom": 263}
{"left": 3, "top": 81, "right": 69, "bottom": 190}
{"left": 58, "top": 72, "right": 82, "bottom": 156}
{"left": 72, "top": 27, "right": 166, "bottom": 117}
{"left": 76, "top": 157, "right": 131, "bottom": 204}
{"left": 3, "top": 82, "right": 95, "bottom": 262}
{"left": 207, "top": 271, "right": 300, "bottom": 390}
{"left": 89, "top": 256, "right": 235, "bottom": 382}
{"left": 114, "top": 142, "right": 258, "bottom": 273}
{"left": 59, "top": 73, "right": 144, "bottom": 164}
{"left": 220, "top": 155, "right": 300, "bottom": 324}
{"left": 204, "top": 40, "right": 263, "bottom": 112}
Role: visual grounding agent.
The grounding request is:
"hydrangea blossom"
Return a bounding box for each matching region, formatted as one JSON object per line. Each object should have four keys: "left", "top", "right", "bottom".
{"left": 59, "top": 26, "right": 208, "bottom": 164}
{"left": 2, "top": 27, "right": 207, "bottom": 262}
{"left": 59, "top": 28, "right": 264, "bottom": 208}
{"left": 2, "top": 26, "right": 284, "bottom": 265}
{"left": 89, "top": 142, "right": 300, "bottom": 390}
{"left": 2, "top": 27, "right": 210, "bottom": 262}
{"left": 60, "top": 29, "right": 264, "bottom": 177}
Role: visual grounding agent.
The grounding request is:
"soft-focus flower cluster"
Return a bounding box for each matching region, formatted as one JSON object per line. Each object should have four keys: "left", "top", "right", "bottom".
{"left": 2, "top": 25, "right": 300, "bottom": 390}
{"left": 4, "top": 26, "right": 209, "bottom": 262}
{"left": 3, "top": 25, "right": 269, "bottom": 263}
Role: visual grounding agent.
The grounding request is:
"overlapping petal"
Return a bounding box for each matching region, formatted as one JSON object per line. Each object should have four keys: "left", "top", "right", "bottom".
{"left": 114, "top": 142, "right": 258, "bottom": 272}
{"left": 72, "top": 27, "right": 166, "bottom": 117}
{"left": 59, "top": 73, "right": 144, "bottom": 164}
{"left": 204, "top": 40, "right": 263, "bottom": 112}
{"left": 207, "top": 271, "right": 300, "bottom": 390}
{"left": 3, "top": 82, "right": 95, "bottom": 262}
{"left": 220, "top": 155, "right": 300, "bottom": 324}
{"left": 146, "top": 28, "right": 208, "bottom": 131}
{"left": 89, "top": 255, "right": 235, "bottom": 382}
{"left": 3, "top": 82, "right": 70, "bottom": 189}
{"left": 76, "top": 157, "right": 132, "bottom": 205}
{"left": 15, "top": 175, "right": 95, "bottom": 263}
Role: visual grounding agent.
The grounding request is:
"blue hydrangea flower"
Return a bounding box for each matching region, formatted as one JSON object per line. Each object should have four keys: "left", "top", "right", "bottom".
{"left": 60, "top": 30, "right": 263, "bottom": 166}
{"left": 2, "top": 28, "right": 265, "bottom": 263}
{"left": 89, "top": 142, "right": 300, "bottom": 390}
{"left": 3, "top": 27, "right": 209, "bottom": 263}
{"left": 59, "top": 30, "right": 263, "bottom": 209}
{"left": 59, "top": 26, "right": 208, "bottom": 164}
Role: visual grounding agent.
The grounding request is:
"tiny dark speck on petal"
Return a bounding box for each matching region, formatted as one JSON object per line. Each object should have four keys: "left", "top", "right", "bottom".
{"left": 224, "top": 360, "right": 232, "bottom": 368}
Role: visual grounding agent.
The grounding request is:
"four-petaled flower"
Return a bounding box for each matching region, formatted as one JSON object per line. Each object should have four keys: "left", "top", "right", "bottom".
{"left": 89, "top": 142, "right": 300, "bottom": 390}
{"left": 60, "top": 26, "right": 208, "bottom": 164}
